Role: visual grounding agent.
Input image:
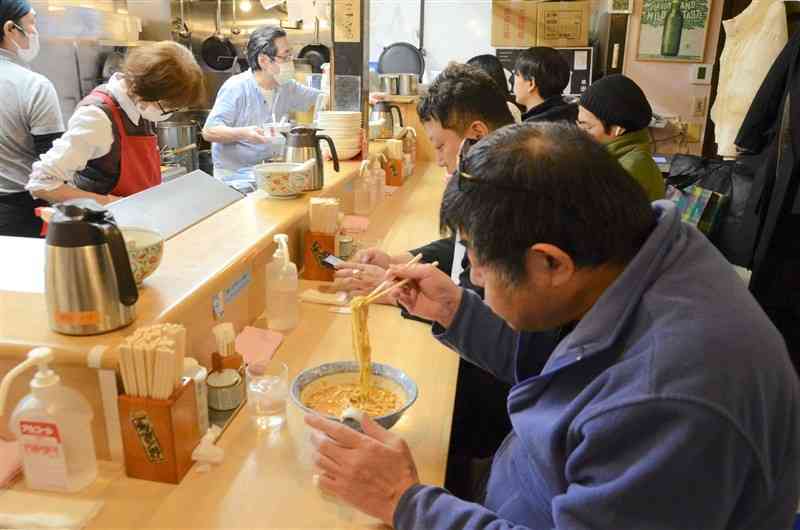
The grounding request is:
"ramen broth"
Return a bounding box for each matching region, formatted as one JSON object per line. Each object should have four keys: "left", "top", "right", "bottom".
{"left": 303, "top": 381, "right": 401, "bottom": 417}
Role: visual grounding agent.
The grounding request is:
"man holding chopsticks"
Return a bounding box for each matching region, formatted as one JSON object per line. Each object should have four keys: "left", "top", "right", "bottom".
{"left": 306, "top": 122, "right": 800, "bottom": 530}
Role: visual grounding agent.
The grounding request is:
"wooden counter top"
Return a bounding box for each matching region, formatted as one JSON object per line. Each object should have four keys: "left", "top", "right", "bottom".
{"left": 10, "top": 162, "right": 459, "bottom": 530}
{"left": 0, "top": 159, "right": 362, "bottom": 367}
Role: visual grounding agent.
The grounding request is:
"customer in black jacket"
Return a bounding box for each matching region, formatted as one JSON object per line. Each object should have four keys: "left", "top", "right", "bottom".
{"left": 334, "top": 63, "right": 514, "bottom": 298}
{"left": 513, "top": 47, "right": 577, "bottom": 123}
{"left": 334, "top": 63, "right": 516, "bottom": 498}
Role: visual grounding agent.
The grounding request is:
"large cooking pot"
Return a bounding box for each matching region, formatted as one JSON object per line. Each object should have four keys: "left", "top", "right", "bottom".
{"left": 157, "top": 121, "right": 199, "bottom": 173}
{"left": 170, "top": 110, "right": 211, "bottom": 150}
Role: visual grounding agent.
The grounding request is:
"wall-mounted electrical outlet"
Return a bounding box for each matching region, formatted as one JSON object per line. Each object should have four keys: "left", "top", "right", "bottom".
{"left": 690, "top": 64, "right": 713, "bottom": 85}
{"left": 691, "top": 95, "right": 707, "bottom": 117}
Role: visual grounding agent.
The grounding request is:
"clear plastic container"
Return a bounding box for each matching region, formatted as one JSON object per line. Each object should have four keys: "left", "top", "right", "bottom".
{"left": 266, "top": 234, "right": 299, "bottom": 331}
{"left": 0, "top": 348, "right": 97, "bottom": 493}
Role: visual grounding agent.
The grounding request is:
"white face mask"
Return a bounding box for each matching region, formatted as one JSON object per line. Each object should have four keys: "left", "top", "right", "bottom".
{"left": 12, "top": 25, "right": 40, "bottom": 63}
{"left": 275, "top": 62, "right": 295, "bottom": 85}
{"left": 138, "top": 103, "right": 171, "bottom": 123}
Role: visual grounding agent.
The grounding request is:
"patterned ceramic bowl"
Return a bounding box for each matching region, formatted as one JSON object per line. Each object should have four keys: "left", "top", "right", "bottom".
{"left": 120, "top": 226, "right": 164, "bottom": 285}
{"left": 290, "top": 361, "right": 418, "bottom": 430}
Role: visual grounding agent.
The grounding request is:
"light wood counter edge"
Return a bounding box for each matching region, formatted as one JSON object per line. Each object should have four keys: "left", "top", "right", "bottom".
{"left": 0, "top": 159, "right": 364, "bottom": 370}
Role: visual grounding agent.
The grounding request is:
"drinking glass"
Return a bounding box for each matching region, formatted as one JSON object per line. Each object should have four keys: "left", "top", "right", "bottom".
{"left": 246, "top": 360, "right": 289, "bottom": 431}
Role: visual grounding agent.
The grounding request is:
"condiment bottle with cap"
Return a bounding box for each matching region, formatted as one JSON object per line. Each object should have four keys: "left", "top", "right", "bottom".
{"left": 266, "top": 233, "right": 299, "bottom": 331}
{"left": 0, "top": 347, "right": 97, "bottom": 492}
{"left": 354, "top": 161, "right": 372, "bottom": 215}
{"left": 385, "top": 139, "right": 404, "bottom": 187}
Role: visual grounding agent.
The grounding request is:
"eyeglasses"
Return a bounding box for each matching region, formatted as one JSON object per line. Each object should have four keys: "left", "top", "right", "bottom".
{"left": 454, "top": 137, "right": 535, "bottom": 193}
{"left": 156, "top": 101, "right": 185, "bottom": 116}
{"left": 12, "top": 23, "right": 31, "bottom": 37}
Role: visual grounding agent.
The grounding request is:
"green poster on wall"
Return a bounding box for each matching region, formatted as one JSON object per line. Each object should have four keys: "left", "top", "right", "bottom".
{"left": 637, "top": 0, "right": 711, "bottom": 62}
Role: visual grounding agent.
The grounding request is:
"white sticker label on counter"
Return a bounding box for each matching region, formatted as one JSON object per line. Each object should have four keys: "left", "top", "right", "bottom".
{"left": 19, "top": 419, "right": 69, "bottom": 491}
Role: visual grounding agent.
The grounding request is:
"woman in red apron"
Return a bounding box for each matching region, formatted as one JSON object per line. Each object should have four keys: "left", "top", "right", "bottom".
{"left": 27, "top": 41, "right": 204, "bottom": 205}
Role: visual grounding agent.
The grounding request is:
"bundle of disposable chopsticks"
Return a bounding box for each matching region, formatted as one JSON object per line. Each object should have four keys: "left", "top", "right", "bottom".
{"left": 118, "top": 324, "right": 186, "bottom": 399}
{"left": 212, "top": 323, "right": 235, "bottom": 357}
{"left": 360, "top": 254, "right": 436, "bottom": 305}
{"left": 309, "top": 198, "right": 340, "bottom": 235}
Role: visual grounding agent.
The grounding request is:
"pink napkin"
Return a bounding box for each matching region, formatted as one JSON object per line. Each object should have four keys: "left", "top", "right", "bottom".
{"left": 0, "top": 438, "right": 21, "bottom": 488}
{"left": 235, "top": 326, "right": 283, "bottom": 367}
{"left": 341, "top": 215, "right": 370, "bottom": 234}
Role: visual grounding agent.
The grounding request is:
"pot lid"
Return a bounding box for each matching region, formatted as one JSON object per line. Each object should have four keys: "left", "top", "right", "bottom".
{"left": 377, "top": 42, "right": 424, "bottom": 78}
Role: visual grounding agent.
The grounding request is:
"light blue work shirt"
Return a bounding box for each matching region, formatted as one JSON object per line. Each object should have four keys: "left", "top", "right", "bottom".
{"left": 206, "top": 70, "right": 321, "bottom": 172}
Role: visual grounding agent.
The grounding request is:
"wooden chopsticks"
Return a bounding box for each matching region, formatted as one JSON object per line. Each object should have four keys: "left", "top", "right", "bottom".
{"left": 365, "top": 253, "right": 423, "bottom": 300}
{"left": 363, "top": 258, "right": 438, "bottom": 305}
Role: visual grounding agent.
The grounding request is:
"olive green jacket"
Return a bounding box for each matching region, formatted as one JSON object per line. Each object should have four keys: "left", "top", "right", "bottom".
{"left": 606, "top": 129, "right": 665, "bottom": 202}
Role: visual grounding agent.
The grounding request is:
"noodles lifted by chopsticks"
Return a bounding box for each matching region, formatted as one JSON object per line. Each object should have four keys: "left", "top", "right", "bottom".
{"left": 350, "top": 295, "right": 371, "bottom": 394}
{"left": 303, "top": 294, "right": 401, "bottom": 418}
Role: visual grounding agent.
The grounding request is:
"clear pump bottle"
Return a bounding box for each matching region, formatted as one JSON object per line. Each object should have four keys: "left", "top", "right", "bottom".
{"left": 0, "top": 347, "right": 97, "bottom": 492}
{"left": 266, "top": 234, "right": 299, "bottom": 331}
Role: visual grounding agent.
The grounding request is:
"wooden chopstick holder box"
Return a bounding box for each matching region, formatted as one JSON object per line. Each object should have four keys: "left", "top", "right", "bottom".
{"left": 302, "top": 231, "right": 336, "bottom": 281}
{"left": 117, "top": 377, "right": 201, "bottom": 484}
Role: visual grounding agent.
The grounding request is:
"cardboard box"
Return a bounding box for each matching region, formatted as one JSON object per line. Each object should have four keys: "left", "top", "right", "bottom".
{"left": 536, "top": 1, "right": 590, "bottom": 48}
{"left": 491, "top": 0, "right": 539, "bottom": 47}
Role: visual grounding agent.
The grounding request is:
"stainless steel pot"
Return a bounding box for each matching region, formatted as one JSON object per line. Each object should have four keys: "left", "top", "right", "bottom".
{"left": 157, "top": 121, "right": 199, "bottom": 173}
{"left": 379, "top": 74, "right": 400, "bottom": 95}
{"left": 397, "top": 73, "right": 418, "bottom": 95}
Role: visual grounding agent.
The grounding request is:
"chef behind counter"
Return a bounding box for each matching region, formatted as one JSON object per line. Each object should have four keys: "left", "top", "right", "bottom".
{"left": 202, "top": 26, "right": 323, "bottom": 180}
{"left": 26, "top": 42, "right": 205, "bottom": 205}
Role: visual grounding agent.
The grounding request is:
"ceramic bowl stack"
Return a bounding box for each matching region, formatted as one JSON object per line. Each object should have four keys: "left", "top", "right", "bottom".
{"left": 316, "top": 111, "right": 362, "bottom": 160}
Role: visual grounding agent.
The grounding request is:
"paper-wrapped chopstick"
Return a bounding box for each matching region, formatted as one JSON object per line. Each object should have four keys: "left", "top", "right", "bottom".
{"left": 309, "top": 198, "right": 340, "bottom": 235}
{"left": 118, "top": 323, "right": 188, "bottom": 399}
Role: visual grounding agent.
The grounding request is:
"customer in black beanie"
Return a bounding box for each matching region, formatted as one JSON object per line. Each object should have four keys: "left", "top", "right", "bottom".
{"left": 577, "top": 74, "right": 665, "bottom": 201}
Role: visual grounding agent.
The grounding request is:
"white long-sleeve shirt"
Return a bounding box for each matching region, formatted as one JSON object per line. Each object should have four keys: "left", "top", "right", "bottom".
{"left": 27, "top": 74, "right": 143, "bottom": 192}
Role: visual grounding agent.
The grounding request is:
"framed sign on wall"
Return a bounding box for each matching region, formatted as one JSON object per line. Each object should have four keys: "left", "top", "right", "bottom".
{"left": 637, "top": 0, "right": 711, "bottom": 62}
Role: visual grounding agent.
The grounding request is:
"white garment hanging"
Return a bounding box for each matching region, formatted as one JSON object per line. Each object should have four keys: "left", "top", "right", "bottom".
{"left": 710, "top": 0, "right": 788, "bottom": 157}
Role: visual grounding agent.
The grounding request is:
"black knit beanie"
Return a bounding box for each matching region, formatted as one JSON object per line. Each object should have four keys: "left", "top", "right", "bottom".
{"left": 579, "top": 75, "right": 653, "bottom": 132}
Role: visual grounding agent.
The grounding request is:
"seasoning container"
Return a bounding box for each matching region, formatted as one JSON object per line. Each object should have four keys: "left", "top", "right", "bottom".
{"left": 385, "top": 139, "right": 404, "bottom": 187}
{"left": 396, "top": 127, "right": 417, "bottom": 179}
{"left": 353, "top": 160, "right": 372, "bottom": 215}
{"left": 369, "top": 154, "right": 386, "bottom": 208}
{"left": 207, "top": 369, "right": 244, "bottom": 412}
{"left": 338, "top": 235, "right": 354, "bottom": 260}
{"left": 183, "top": 358, "right": 210, "bottom": 434}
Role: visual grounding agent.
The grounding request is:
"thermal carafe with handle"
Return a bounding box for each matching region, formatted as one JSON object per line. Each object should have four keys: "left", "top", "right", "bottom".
{"left": 370, "top": 102, "right": 404, "bottom": 140}
{"left": 282, "top": 127, "right": 340, "bottom": 191}
{"left": 45, "top": 199, "right": 138, "bottom": 335}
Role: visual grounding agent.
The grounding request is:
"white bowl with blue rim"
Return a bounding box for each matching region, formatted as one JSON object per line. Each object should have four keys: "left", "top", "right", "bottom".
{"left": 290, "top": 361, "right": 418, "bottom": 430}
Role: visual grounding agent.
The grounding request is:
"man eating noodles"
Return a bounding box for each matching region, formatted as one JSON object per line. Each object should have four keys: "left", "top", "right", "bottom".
{"left": 306, "top": 122, "right": 800, "bottom": 530}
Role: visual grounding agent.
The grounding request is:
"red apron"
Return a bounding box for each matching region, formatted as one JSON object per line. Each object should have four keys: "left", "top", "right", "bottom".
{"left": 91, "top": 90, "right": 161, "bottom": 197}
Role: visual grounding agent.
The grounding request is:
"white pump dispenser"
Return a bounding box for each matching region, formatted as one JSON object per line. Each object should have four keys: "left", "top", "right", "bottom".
{"left": 0, "top": 347, "right": 97, "bottom": 492}
{"left": 266, "top": 233, "right": 299, "bottom": 331}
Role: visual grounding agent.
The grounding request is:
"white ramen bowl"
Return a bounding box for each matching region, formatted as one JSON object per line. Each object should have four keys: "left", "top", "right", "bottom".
{"left": 290, "top": 361, "right": 418, "bottom": 430}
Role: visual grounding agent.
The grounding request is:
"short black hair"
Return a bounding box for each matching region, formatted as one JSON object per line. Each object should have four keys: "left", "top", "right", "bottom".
{"left": 443, "top": 122, "right": 656, "bottom": 284}
{"left": 247, "top": 25, "right": 287, "bottom": 71}
{"left": 514, "top": 47, "right": 571, "bottom": 100}
{"left": 0, "top": 0, "right": 31, "bottom": 43}
{"left": 417, "top": 63, "right": 514, "bottom": 134}
{"left": 466, "top": 54, "right": 511, "bottom": 98}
